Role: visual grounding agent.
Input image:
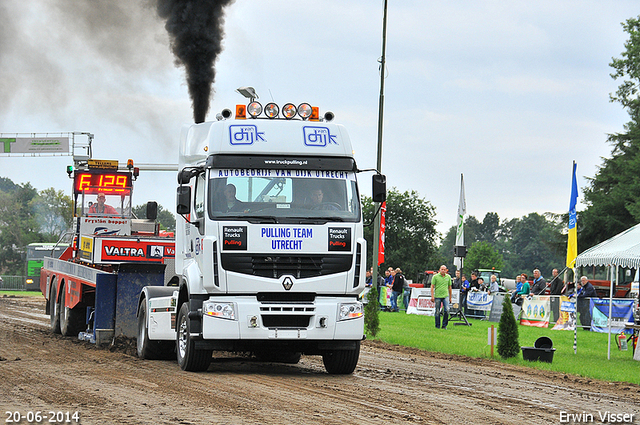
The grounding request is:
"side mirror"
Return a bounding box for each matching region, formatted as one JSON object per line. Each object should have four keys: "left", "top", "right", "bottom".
{"left": 146, "top": 201, "right": 158, "bottom": 221}
{"left": 176, "top": 186, "right": 191, "bottom": 215}
{"left": 372, "top": 174, "right": 386, "bottom": 203}
{"left": 178, "top": 168, "right": 197, "bottom": 185}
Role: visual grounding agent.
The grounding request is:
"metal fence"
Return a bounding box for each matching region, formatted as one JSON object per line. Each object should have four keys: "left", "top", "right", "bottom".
{"left": 0, "top": 276, "right": 27, "bottom": 291}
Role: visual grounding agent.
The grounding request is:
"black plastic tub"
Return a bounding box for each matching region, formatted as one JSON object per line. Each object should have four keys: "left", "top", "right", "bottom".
{"left": 521, "top": 337, "right": 556, "bottom": 363}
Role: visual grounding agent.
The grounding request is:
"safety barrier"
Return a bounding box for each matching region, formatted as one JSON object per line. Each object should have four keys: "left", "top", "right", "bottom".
{"left": 0, "top": 276, "right": 27, "bottom": 291}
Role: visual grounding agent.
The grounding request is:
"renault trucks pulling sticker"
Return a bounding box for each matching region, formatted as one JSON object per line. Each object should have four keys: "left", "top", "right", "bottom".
{"left": 223, "top": 226, "right": 247, "bottom": 250}
{"left": 328, "top": 227, "right": 351, "bottom": 251}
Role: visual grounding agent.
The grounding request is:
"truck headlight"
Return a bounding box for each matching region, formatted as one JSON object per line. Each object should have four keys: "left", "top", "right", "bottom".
{"left": 203, "top": 301, "right": 237, "bottom": 320}
{"left": 338, "top": 302, "right": 363, "bottom": 321}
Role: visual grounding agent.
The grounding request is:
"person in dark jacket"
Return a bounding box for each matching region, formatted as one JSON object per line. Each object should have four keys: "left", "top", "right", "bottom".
{"left": 577, "top": 276, "right": 597, "bottom": 298}
{"left": 390, "top": 268, "right": 405, "bottom": 312}
{"left": 530, "top": 269, "right": 547, "bottom": 295}
{"left": 549, "top": 268, "right": 564, "bottom": 295}
{"left": 548, "top": 268, "right": 564, "bottom": 323}
{"left": 577, "top": 276, "right": 597, "bottom": 329}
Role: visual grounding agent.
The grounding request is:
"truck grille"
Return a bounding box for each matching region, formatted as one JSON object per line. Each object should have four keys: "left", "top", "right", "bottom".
{"left": 261, "top": 315, "right": 311, "bottom": 328}
{"left": 221, "top": 254, "right": 352, "bottom": 279}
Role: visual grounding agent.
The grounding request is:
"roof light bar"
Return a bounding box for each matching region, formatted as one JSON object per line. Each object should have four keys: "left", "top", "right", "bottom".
{"left": 265, "top": 103, "right": 279, "bottom": 119}
{"left": 282, "top": 103, "right": 297, "bottom": 119}
{"left": 247, "top": 102, "right": 263, "bottom": 118}
{"left": 298, "top": 103, "right": 312, "bottom": 120}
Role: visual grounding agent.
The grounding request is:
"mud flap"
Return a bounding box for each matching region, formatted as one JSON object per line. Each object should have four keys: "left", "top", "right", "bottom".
{"left": 114, "top": 263, "right": 166, "bottom": 339}
{"left": 92, "top": 273, "right": 118, "bottom": 346}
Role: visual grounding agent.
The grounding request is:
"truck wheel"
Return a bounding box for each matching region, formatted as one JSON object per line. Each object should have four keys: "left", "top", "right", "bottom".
{"left": 60, "top": 283, "right": 85, "bottom": 337}
{"left": 49, "top": 282, "right": 61, "bottom": 334}
{"left": 137, "top": 301, "right": 174, "bottom": 360}
{"left": 176, "top": 303, "right": 212, "bottom": 371}
{"left": 322, "top": 341, "right": 360, "bottom": 374}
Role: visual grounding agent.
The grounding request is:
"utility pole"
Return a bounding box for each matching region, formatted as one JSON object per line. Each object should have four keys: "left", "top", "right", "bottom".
{"left": 372, "top": 0, "right": 388, "bottom": 289}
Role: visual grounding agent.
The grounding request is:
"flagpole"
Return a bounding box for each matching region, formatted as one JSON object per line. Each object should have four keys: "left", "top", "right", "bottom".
{"left": 567, "top": 160, "right": 579, "bottom": 354}
{"left": 454, "top": 174, "right": 466, "bottom": 271}
{"left": 372, "top": 0, "right": 388, "bottom": 290}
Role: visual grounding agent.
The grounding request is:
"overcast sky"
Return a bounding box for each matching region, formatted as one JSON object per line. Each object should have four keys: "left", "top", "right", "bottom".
{"left": 1, "top": 1, "right": 638, "bottom": 240}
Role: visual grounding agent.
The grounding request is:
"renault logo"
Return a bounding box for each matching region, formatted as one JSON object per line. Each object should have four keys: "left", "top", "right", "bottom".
{"left": 282, "top": 276, "right": 293, "bottom": 291}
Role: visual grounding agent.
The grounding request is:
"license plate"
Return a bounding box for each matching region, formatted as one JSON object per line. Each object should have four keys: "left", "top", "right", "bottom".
{"left": 268, "top": 329, "right": 307, "bottom": 339}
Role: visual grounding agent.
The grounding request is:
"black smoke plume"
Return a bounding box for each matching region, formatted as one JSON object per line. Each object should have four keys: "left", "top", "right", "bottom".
{"left": 156, "top": 0, "right": 234, "bottom": 123}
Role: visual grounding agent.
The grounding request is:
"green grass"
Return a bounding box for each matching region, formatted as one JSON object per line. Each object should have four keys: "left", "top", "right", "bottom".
{"left": 0, "top": 290, "right": 42, "bottom": 297}
{"left": 372, "top": 311, "right": 640, "bottom": 385}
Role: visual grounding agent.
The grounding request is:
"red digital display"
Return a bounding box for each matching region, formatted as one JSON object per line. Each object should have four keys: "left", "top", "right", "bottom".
{"left": 74, "top": 171, "right": 132, "bottom": 195}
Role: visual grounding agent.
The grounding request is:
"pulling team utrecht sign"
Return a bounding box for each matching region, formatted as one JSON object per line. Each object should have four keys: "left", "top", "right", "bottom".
{"left": 223, "top": 226, "right": 352, "bottom": 252}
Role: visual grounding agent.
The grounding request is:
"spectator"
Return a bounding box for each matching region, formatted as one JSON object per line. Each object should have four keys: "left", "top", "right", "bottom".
{"left": 385, "top": 267, "right": 395, "bottom": 288}
{"left": 431, "top": 265, "right": 453, "bottom": 329}
{"left": 514, "top": 275, "right": 522, "bottom": 292}
{"left": 549, "top": 268, "right": 564, "bottom": 295}
{"left": 376, "top": 269, "right": 386, "bottom": 290}
{"left": 402, "top": 273, "right": 411, "bottom": 312}
{"left": 452, "top": 270, "right": 462, "bottom": 290}
{"left": 365, "top": 269, "right": 372, "bottom": 287}
{"left": 548, "top": 268, "right": 564, "bottom": 323}
{"left": 460, "top": 274, "right": 470, "bottom": 314}
{"left": 469, "top": 272, "right": 480, "bottom": 290}
{"left": 512, "top": 273, "right": 530, "bottom": 306}
{"left": 577, "top": 276, "right": 596, "bottom": 297}
{"left": 576, "top": 276, "right": 597, "bottom": 330}
{"left": 530, "top": 269, "right": 547, "bottom": 295}
{"left": 467, "top": 272, "right": 481, "bottom": 317}
{"left": 488, "top": 274, "right": 499, "bottom": 295}
{"left": 390, "top": 268, "right": 405, "bottom": 312}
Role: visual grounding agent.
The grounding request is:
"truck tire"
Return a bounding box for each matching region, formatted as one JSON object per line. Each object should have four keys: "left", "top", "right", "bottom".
{"left": 49, "top": 282, "right": 61, "bottom": 334}
{"left": 322, "top": 341, "right": 360, "bottom": 374}
{"left": 59, "top": 283, "right": 85, "bottom": 337}
{"left": 176, "top": 303, "right": 212, "bottom": 371}
{"left": 137, "top": 301, "right": 174, "bottom": 360}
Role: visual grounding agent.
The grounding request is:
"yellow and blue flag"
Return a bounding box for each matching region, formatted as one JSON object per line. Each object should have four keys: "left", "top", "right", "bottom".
{"left": 566, "top": 161, "right": 578, "bottom": 268}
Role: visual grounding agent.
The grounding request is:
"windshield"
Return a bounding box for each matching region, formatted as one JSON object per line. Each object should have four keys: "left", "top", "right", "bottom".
{"left": 208, "top": 169, "right": 360, "bottom": 223}
{"left": 80, "top": 190, "right": 131, "bottom": 218}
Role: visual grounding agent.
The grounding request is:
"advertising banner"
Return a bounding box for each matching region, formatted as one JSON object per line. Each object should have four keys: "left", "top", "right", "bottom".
{"left": 467, "top": 291, "right": 493, "bottom": 311}
{"left": 406, "top": 288, "right": 433, "bottom": 315}
{"left": 590, "top": 299, "right": 634, "bottom": 334}
{"left": 520, "top": 296, "right": 551, "bottom": 328}
{"left": 552, "top": 296, "right": 576, "bottom": 330}
{"left": 0, "top": 136, "right": 70, "bottom": 154}
{"left": 379, "top": 286, "right": 391, "bottom": 307}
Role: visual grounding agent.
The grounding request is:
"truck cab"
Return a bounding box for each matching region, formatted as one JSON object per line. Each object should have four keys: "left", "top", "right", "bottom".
{"left": 138, "top": 98, "right": 386, "bottom": 374}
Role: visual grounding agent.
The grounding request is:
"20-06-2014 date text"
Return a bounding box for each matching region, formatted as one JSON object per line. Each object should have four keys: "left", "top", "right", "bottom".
{"left": 5, "top": 411, "right": 80, "bottom": 423}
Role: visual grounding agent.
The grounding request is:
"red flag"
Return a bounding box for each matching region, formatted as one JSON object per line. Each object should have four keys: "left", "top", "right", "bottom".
{"left": 378, "top": 202, "right": 386, "bottom": 265}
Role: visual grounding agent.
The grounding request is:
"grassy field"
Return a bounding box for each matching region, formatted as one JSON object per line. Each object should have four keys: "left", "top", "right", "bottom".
{"left": 372, "top": 311, "right": 640, "bottom": 385}
{"left": 0, "top": 290, "right": 42, "bottom": 297}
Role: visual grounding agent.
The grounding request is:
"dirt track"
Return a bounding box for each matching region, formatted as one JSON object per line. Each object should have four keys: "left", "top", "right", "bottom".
{"left": 1, "top": 295, "right": 639, "bottom": 425}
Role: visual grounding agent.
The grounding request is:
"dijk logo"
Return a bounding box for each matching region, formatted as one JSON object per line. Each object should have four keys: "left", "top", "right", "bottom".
{"left": 229, "top": 125, "right": 265, "bottom": 145}
{"left": 303, "top": 126, "right": 337, "bottom": 147}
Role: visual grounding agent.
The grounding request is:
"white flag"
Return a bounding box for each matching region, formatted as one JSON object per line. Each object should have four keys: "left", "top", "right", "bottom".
{"left": 455, "top": 174, "right": 466, "bottom": 247}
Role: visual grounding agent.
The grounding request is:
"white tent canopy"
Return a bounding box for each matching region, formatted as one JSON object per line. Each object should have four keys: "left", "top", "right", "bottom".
{"left": 575, "top": 223, "right": 640, "bottom": 269}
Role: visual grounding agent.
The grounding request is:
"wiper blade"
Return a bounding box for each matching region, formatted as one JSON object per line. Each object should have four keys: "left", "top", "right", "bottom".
{"left": 247, "top": 216, "right": 279, "bottom": 224}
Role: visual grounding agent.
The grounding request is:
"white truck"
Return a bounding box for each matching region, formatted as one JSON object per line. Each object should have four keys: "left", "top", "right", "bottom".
{"left": 137, "top": 96, "right": 386, "bottom": 374}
